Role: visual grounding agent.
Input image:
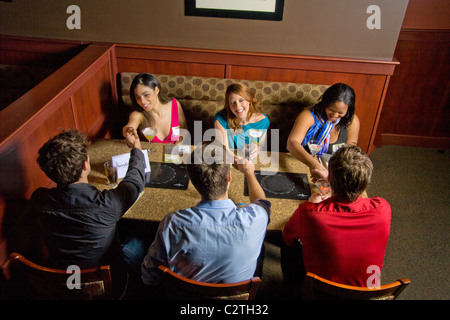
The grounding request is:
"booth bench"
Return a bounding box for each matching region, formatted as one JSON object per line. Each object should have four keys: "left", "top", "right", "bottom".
{"left": 118, "top": 72, "right": 329, "bottom": 152}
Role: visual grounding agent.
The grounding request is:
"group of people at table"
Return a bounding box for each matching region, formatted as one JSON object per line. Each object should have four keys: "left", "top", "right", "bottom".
{"left": 20, "top": 73, "right": 391, "bottom": 299}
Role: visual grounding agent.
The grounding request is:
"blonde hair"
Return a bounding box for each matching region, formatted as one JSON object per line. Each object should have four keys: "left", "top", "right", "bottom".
{"left": 328, "top": 145, "right": 373, "bottom": 202}
{"left": 224, "top": 83, "right": 260, "bottom": 130}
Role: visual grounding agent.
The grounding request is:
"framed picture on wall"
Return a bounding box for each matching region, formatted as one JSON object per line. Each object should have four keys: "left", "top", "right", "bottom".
{"left": 185, "top": 0, "right": 284, "bottom": 21}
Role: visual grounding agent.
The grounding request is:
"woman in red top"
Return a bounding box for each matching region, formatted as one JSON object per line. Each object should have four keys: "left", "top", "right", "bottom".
{"left": 283, "top": 145, "right": 391, "bottom": 287}
{"left": 122, "top": 73, "right": 188, "bottom": 145}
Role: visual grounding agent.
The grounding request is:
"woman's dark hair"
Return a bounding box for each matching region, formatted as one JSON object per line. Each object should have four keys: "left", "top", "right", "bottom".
{"left": 313, "top": 83, "right": 355, "bottom": 129}
{"left": 129, "top": 73, "right": 170, "bottom": 108}
{"left": 37, "top": 130, "right": 89, "bottom": 187}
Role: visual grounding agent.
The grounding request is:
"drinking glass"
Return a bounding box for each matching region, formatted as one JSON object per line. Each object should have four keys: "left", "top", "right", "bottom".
{"left": 308, "top": 140, "right": 322, "bottom": 160}
{"left": 315, "top": 178, "right": 332, "bottom": 197}
{"left": 142, "top": 127, "right": 158, "bottom": 154}
{"left": 244, "top": 143, "right": 257, "bottom": 160}
{"left": 104, "top": 160, "right": 117, "bottom": 186}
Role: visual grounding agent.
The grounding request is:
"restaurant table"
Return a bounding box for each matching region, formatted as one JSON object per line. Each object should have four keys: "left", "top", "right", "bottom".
{"left": 88, "top": 139, "right": 318, "bottom": 231}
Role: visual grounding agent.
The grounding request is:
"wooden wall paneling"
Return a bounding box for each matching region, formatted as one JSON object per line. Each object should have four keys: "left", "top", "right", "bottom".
{"left": 115, "top": 44, "right": 397, "bottom": 77}
{"left": 116, "top": 58, "right": 226, "bottom": 78}
{"left": 21, "top": 100, "right": 77, "bottom": 196}
{"left": 72, "top": 62, "right": 115, "bottom": 140}
{"left": 108, "top": 44, "right": 119, "bottom": 112}
{"left": 0, "top": 99, "right": 76, "bottom": 199}
{"left": 367, "top": 76, "right": 391, "bottom": 154}
{"left": 115, "top": 45, "right": 235, "bottom": 68}
{"left": 350, "top": 75, "right": 389, "bottom": 154}
{"left": 0, "top": 145, "right": 29, "bottom": 201}
{"left": 0, "top": 43, "right": 116, "bottom": 200}
{"left": 0, "top": 35, "right": 83, "bottom": 54}
{"left": 376, "top": 30, "right": 450, "bottom": 148}
{"left": 380, "top": 134, "right": 450, "bottom": 149}
{"left": 114, "top": 44, "right": 397, "bottom": 153}
{"left": 227, "top": 56, "right": 396, "bottom": 77}
{"left": 0, "top": 35, "right": 87, "bottom": 67}
{"left": 229, "top": 66, "right": 388, "bottom": 153}
{"left": 0, "top": 44, "right": 114, "bottom": 145}
{"left": 71, "top": 44, "right": 118, "bottom": 140}
{"left": 69, "top": 96, "right": 79, "bottom": 129}
{"left": 389, "top": 35, "right": 447, "bottom": 135}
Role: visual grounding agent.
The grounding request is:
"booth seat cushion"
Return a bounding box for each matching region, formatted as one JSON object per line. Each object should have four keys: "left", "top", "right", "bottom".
{"left": 119, "top": 73, "right": 329, "bottom": 150}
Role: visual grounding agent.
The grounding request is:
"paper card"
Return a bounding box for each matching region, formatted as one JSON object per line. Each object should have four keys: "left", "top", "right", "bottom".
{"left": 170, "top": 126, "right": 181, "bottom": 142}
{"left": 111, "top": 150, "right": 150, "bottom": 179}
{"left": 164, "top": 145, "right": 191, "bottom": 164}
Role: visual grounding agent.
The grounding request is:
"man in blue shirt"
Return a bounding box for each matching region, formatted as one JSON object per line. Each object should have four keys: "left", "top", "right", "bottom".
{"left": 141, "top": 141, "right": 271, "bottom": 285}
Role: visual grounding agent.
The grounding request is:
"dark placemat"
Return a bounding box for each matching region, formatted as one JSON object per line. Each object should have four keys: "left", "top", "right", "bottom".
{"left": 145, "top": 162, "right": 189, "bottom": 190}
{"left": 244, "top": 171, "right": 311, "bottom": 200}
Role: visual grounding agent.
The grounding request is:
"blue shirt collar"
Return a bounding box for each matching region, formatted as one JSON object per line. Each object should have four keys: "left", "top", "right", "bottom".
{"left": 196, "top": 199, "right": 235, "bottom": 209}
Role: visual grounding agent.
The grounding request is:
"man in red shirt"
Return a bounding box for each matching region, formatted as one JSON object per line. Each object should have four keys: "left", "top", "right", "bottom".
{"left": 283, "top": 145, "right": 391, "bottom": 288}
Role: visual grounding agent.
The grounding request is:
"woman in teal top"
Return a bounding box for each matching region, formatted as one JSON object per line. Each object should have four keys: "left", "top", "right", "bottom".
{"left": 214, "top": 82, "right": 270, "bottom": 158}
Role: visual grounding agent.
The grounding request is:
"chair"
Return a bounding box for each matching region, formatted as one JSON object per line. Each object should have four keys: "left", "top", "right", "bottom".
{"left": 158, "top": 265, "right": 261, "bottom": 300}
{"left": 303, "top": 272, "right": 411, "bottom": 300}
{"left": 8, "top": 252, "right": 113, "bottom": 300}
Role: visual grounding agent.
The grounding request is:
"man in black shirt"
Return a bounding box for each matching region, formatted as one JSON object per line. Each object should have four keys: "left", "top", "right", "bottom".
{"left": 31, "top": 130, "right": 146, "bottom": 298}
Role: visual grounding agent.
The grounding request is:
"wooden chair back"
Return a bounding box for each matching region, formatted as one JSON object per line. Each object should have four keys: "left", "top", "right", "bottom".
{"left": 158, "top": 265, "right": 261, "bottom": 300}
{"left": 8, "top": 252, "right": 113, "bottom": 300}
{"left": 303, "top": 272, "right": 411, "bottom": 300}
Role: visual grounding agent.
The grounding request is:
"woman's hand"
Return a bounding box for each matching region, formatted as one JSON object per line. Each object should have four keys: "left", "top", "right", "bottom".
{"left": 123, "top": 126, "right": 139, "bottom": 140}
{"left": 125, "top": 132, "right": 141, "bottom": 149}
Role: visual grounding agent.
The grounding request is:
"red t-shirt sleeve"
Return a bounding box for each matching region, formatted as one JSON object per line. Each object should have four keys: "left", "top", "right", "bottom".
{"left": 282, "top": 206, "right": 302, "bottom": 246}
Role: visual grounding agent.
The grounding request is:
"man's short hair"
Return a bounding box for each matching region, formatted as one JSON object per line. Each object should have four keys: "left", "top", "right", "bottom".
{"left": 186, "top": 141, "right": 231, "bottom": 200}
{"left": 37, "top": 130, "right": 89, "bottom": 187}
{"left": 328, "top": 145, "right": 373, "bottom": 202}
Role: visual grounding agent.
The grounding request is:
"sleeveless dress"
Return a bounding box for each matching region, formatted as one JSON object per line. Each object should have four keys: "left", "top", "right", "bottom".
{"left": 151, "top": 98, "right": 180, "bottom": 144}
{"left": 302, "top": 107, "right": 345, "bottom": 155}
{"left": 325, "top": 127, "right": 347, "bottom": 154}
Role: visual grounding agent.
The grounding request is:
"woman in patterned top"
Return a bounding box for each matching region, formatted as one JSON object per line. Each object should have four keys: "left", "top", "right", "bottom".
{"left": 287, "top": 83, "right": 360, "bottom": 180}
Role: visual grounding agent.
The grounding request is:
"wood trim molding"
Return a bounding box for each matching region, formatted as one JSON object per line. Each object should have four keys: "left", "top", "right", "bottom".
{"left": 0, "top": 35, "right": 88, "bottom": 56}
{"left": 69, "top": 95, "right": 79, "bottom": 129}
{"left": 368, "top": 76, "right": 392, "bottom": 154}
{"left": 115, "top": 44, "right": 398, "bottom": 76}
{"left": 398, "top": 29, "right": 450, "bottom": 42}
{"left": 380, "top": 134, "right": 450, "bottom": 149}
